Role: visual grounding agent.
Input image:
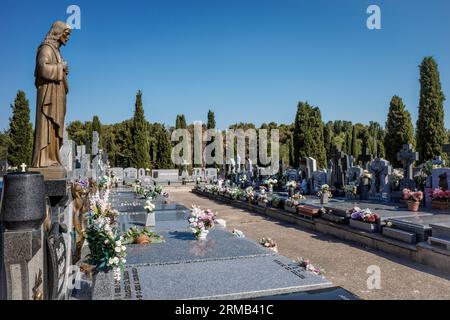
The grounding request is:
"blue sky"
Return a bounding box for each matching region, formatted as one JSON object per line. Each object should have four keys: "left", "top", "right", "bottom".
{"left": 0, "top": 0, "right": 449, "bottom": 130}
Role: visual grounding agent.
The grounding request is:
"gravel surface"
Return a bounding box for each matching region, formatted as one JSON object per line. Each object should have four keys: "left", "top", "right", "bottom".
{"left": 171, "top": 190, "right": 450, "bottom": 300}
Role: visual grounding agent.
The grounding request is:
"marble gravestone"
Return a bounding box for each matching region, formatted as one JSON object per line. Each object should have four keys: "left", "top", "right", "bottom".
{"left": 91, "top": 131, "right": 99, "bottom": 157}
{"left": 346, "top": 166, "right": 363, "bottom": 185}
{"left": 192, "top": 168, "right": 205, "bottom": 182}
{"left": 285, "top": 169, "right": 299, "bottom": 182}
{"left": 59, "top": 128, "right": 75, "bottom": 173}
{"left": 205, "top": 168, "right": 218, "bottom": 183}
{"left": 368, "top": 158, "right": 392, "bottom": 201}
{"left": 312, "top": 170, "right": 327, "bottom": 193}
{"left": 306, "top": 157, "right": 317, "bottom": 180}
{"left": 138, "top": 168, "right": 146, "bottom": 179}
{"left": 124, "top": 168, "right": 138, "bottom": 184}
{"left": 432, "top": 168, "right": 450, "bottom": 190}
{"left": 110, "top": 168, "right": 124, "bottom": 184}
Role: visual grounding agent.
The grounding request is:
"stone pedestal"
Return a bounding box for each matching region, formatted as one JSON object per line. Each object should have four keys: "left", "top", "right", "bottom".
{"left": 0, "top": 227, "right": 45, "bottom": 300}
{"left": 29, "top": 166, "right": 67, "bottom": 181}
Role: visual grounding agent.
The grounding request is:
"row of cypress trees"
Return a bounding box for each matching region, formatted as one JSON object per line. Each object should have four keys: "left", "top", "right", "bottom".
{"left": 3, "top": 57, "right": 447, "bottom": 169}
{"left": 293, "top": 56, "right": 447, "bottom": 168}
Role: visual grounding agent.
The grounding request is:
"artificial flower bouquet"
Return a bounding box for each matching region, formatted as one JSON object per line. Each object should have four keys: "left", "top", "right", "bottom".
{"left": 286, "top": 181, "right": 297, "bottom": 189}
{"left": 259, "top": 238, "right": 278, "bottom": 253}
{"left": 317, "top": 184, "right": 332, "bottom": 198}
{"left": 402, "top": 188, "right": 424, "bottom": 203}
{"left": 349, "top": 207, "right": 380, "bottom": 224}
{"left": 245, "top": 186, "right": 255, "bottom": 201}
{"left": 186, "top": 206, "right": 217, "bottom": 240}
{"left": 296, "top": 257, "right": 324, "bottom": 276}
{"left": 86, "top": 189, "right": 126, "bottom": 281}
{"left": 429, "top": 188, "right": 450, "bottom": 201}
{"left": 344, "top": 182, "right": 358, "bottom": 196}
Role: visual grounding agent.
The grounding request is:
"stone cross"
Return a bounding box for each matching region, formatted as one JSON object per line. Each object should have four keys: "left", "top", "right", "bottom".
{"left": 397, "top": 144, "right": 419, "bottom": 181}
{"left": 358, "top": 147, "right": 372, "bottom": 169}
{"left": 20, "top": 163, "right": 27, "bottom": 172}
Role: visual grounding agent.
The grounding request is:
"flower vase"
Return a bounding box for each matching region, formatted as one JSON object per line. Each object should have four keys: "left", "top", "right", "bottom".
{"left": 320, "top": 193, "right": 329, "bottom": 205}
{"left": 197, "top": 231, "right": 208, "bottom": 240}
{"left": 269, "top": 185, "right": 273, "bottom": 194}
{"left": 407, "top": 201, "right": 420, "bottom": 212}
{"left": 288, "top": 187, "right": 294, "bottom": 197}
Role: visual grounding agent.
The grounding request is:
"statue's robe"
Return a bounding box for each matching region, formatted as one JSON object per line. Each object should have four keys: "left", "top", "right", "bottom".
{"left": 32, "top": 42, "right": 68, "bottom": 167}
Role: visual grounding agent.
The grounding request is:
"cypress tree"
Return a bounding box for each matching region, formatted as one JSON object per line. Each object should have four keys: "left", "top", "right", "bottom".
{"left": 154, "top": 124, "right": 172, "bottom": 169}
{"left": 416, "top": 57, "right": 446, "bottom": 161}
{"left": 293, "top": 102, "right": 327, "bottom": 168}
{"left": 351, "top": 125, "right": 359, "bottom": 158}
{"left": 92, "top": 115, "right": 102, "bottom": 148}
{"left": 207, "top": 110, "right": 216, "bottom": 129}
{"left": 8, "top": 90, "right": 33, "bottom": 166}
{"left": 384, "top": 95, "right": 414, "bottom": 167}
{"left": 131, "top": 90, "right": 150, "bottom": 168}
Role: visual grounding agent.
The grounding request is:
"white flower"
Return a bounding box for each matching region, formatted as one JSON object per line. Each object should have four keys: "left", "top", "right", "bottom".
{"left": 115, "top": 246, "right": 121, "bottom": 253}
{"left": 104, "top": 239, "right": 109, "bottom": 244}
{"left": 116, "top": 240, "right": 122, "bottom": 247}
{"left": 121, "top": 246, "right": 126, "bottom": 251}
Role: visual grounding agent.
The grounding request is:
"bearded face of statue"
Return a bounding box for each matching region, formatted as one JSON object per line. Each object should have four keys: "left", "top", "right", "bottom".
{"left": 60, "top": 28, "right": 71, "bottom": 46}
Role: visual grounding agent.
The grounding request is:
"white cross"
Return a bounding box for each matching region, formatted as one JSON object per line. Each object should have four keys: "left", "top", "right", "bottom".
{"left": 20, "top": 163, "right": 27, "bottom": 172}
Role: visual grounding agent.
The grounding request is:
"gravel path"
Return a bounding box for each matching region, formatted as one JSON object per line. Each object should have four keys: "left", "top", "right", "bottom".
{"left": 171, "top": 190, "right": 450, "bottom": 300}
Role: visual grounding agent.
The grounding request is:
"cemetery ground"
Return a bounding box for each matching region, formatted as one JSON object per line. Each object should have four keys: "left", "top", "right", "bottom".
{"left": 169, "top": 187, "right": 450, "bottom": 300}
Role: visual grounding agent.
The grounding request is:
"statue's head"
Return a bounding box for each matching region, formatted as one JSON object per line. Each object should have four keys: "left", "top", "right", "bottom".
{"left": 44, "top": 21, "right": 71, "bottom": 47}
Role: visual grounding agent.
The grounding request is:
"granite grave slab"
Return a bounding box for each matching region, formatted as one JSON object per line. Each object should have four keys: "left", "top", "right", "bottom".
{"left": 124, "top": 228, "right": 275, "bottom": 266}
{"left": 92, "top": 255, "right": 332, "bottom": 300}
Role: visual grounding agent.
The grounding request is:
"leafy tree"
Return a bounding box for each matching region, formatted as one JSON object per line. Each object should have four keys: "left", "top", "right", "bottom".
{"left": 8, "top": 91, "right": 33, "bottom": 166}
{"left": 384, "top": 95, "right": 414, "bottom": 167}
{"left": 416, "top": 57, "right": 446, "bottom": 161}
{"left": 131, "top": 90, "right": 150, "bottom": 168}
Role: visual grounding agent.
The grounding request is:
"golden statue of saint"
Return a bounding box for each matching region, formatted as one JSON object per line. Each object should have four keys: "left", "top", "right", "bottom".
{"left": 31, "top": 21, "right": 71, "bottom": 178}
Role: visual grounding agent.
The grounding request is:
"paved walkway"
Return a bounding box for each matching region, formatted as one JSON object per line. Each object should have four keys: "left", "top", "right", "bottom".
{"left": 170, "top": 189, "right": 450, "bottom": 300}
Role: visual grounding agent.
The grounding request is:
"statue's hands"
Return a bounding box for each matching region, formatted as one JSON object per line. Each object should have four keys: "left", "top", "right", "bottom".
{"left": 63, "top": 61, "right": 69, "bottom": 75}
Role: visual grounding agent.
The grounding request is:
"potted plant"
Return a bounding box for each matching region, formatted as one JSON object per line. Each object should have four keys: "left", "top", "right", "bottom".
{"left": 429, "top": 188, "right": 450, "bottom": 210}
{"left": 186, "top": 206, "right": 217, "bottom": 240}
{"left": 391, "top": 169, "right": 404, "bottom": 191}
{"left": 124, "top": 227, "right": 164, "bottom": 245}
{"left": 349, "top": 207, "right": 380, "bottom": 233}
{"left": 344, "top": 182, "right": 358, "bottom": 200}
{"left": 402, "top": 189, "right": 423, "bottom": 212}
{"left": 317, "top": 184, "right": 332, "bottom": 204}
